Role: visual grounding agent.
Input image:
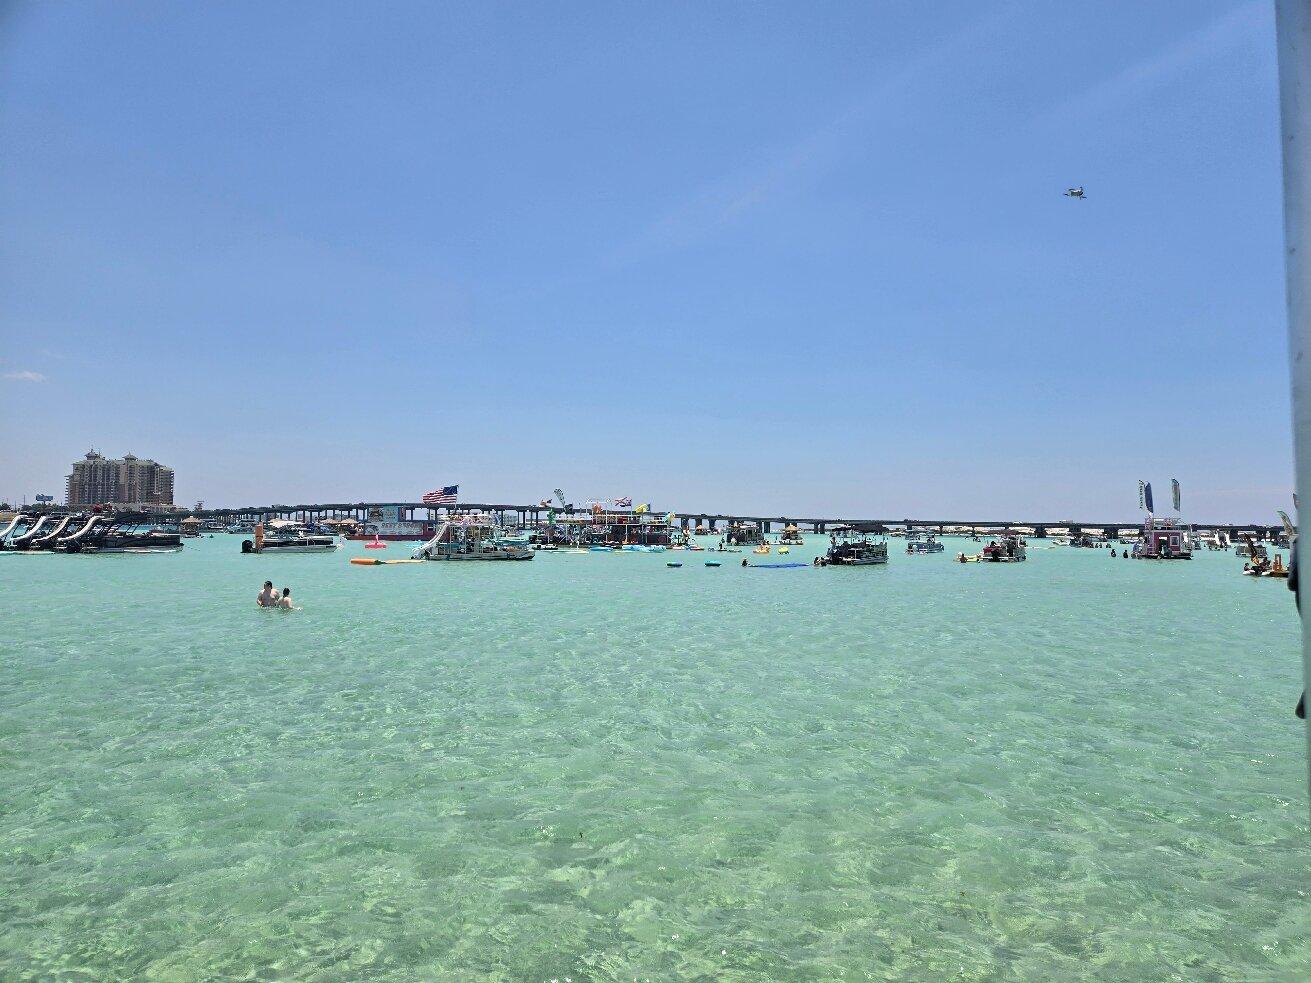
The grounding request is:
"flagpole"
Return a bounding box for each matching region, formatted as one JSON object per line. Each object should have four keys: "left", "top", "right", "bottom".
{"left": 1275, "top": 0, "right": 1311, "bottom": 803}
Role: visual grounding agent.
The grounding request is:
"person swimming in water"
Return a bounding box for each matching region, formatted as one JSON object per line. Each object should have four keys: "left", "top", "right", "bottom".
{"left": 257, "top": 581, "right": 279, "bottom": 607}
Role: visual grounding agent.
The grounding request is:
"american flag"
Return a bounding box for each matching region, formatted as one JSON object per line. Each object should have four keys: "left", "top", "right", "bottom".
{"left": 422, "top": 485, "right": 459, "bottom": 506}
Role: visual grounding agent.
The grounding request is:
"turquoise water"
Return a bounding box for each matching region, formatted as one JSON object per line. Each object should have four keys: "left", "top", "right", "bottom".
{"left": 1, "top": 536, "right": 1308, "bottom": 980}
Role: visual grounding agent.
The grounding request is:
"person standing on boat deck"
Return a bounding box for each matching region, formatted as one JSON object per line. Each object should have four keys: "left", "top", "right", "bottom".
{"left": 256, "top": 581, "right": 279, "bottom": 607}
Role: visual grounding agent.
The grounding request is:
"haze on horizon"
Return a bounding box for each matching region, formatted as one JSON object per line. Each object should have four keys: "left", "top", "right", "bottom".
{"left": 0, "top": 1, "right": 1292, "bottom": 523}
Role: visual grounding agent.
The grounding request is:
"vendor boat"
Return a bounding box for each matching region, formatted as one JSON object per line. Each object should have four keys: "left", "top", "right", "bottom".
{"left": 1134, "top": 516, "right": 1193, "bottom": 560}
{"left": 347, "top": 520, "right": 439, "bottom": 542}
{"left": 413, "top": 519, "right": 534, "bottom": 561}
{"left": 778, "top": 523, "right": 804, "bottom": 545}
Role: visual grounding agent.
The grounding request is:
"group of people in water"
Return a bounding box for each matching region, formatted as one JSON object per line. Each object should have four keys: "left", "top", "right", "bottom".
{"left": 256, "top": 580, "right": 298, "bottom": 609}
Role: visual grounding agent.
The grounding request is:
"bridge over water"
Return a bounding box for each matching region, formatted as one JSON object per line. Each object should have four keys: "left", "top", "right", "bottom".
{"left": 186, "top": 501, "right": 1285, "bottom": 540}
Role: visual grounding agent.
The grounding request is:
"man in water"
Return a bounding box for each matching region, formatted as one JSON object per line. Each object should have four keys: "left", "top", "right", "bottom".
{"left": 256, "top": 581, "right": 279, "bottom": 607}
{"left": 277, "top": 586, "right": 298, "bottom": 610}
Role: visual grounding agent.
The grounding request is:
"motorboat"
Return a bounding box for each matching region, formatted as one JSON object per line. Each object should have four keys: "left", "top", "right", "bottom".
{"left": 5, "top": 514, "right": 78, "bottom": 551}
{"left": 0, "top": 512, "right": 32, "bottom": 548}
{"left": 1134, "top": 516, "right": 1193, "bottom": 560}
{"left": 906, "top": 538, "right": 945, "bottom": 554}
{"left": 726, "top": 523, "right": 764, "bottom": 547}
{"left": 6, "top": 514, "right": 54, "bottom": 550}
{"left": 823, "top": 530, "right": 889, "bottom": 566}
{"left": 56, "top": 513, "right": 184, "bottom": 553}
{"left": 414, "top": 519, "right": 534, "bottom": 561}
{"left": 27, "top": 514, "right": 78, "bottom": 550}
{"left": 242, "top": 521, "right": 339, "bottom": 554}
{"left": 960, "top": 535, "right": 1027, "bottom": 563}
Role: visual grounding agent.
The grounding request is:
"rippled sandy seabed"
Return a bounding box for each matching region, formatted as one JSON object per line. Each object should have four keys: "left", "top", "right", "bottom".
{"left": 1, "top": 536, "right": 1308, "bottom": 980}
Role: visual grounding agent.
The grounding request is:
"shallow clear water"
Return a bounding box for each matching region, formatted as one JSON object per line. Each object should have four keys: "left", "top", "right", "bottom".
{"left": 1, "top": 535, "right": 1307, "bottom": 980}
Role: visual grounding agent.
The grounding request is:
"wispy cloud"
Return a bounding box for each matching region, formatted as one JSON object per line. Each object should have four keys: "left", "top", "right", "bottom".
{"left": 1039, "top": 0, "right": 1267, "bottom": 123}
{"left": 3, "top": 370, "right": 47, "bottom": 382}
{"left": 611, "top": 6, "right": 1018, "bottom": 263}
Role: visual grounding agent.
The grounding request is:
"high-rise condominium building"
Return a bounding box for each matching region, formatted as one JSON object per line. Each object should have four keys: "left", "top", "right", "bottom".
{"left": 65, "top": 451, "right": 175, "bottom": 507}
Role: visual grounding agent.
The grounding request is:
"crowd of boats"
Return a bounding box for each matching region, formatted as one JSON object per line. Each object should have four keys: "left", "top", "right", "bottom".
{"left": 0, "top": 511, "right": 184, "bottom": 553}
{"left": 0, "top": 507, "right": 1294, "bottom": 578}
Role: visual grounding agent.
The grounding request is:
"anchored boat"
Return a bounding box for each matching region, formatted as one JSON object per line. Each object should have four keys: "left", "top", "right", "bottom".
{"left": 959, "top": 534, "right": 1027, "bottom": 563}
{"left": 55, "top": 512, "right": 184, "bottom": 553}
{"left": 413, "top": 519, "right": 534, "bottom": 561}
{"left": 1132, "top": 516, "right": 1193, "bottom": 560}
{"left": 778, "top": 523, "right": 804, "bottom": 545}
{"left": 242, "top": 521, "right": 339, "bottom": 554}
{"left": 1244, "top": 552, "right": 1290, "bottom": 578}
{"left": 823, "top": 528, "right": 889, "bottom": 566}
{"left": 906, "top": 537, "right": 945, "bottom": 554}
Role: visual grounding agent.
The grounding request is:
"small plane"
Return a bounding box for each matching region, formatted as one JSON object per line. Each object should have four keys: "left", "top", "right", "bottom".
{"left": 1064, "top": 186, "right": 1086, "bottom": 199}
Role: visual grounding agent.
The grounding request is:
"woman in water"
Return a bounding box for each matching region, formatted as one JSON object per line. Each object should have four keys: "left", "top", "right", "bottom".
{"left": 277, "top": 586, "right": 299, "bottom": 610}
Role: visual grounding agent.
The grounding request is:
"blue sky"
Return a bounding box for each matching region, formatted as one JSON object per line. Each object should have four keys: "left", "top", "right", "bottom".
{"left": 0, "top": 1, "right": 1291, "bottom": 520}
